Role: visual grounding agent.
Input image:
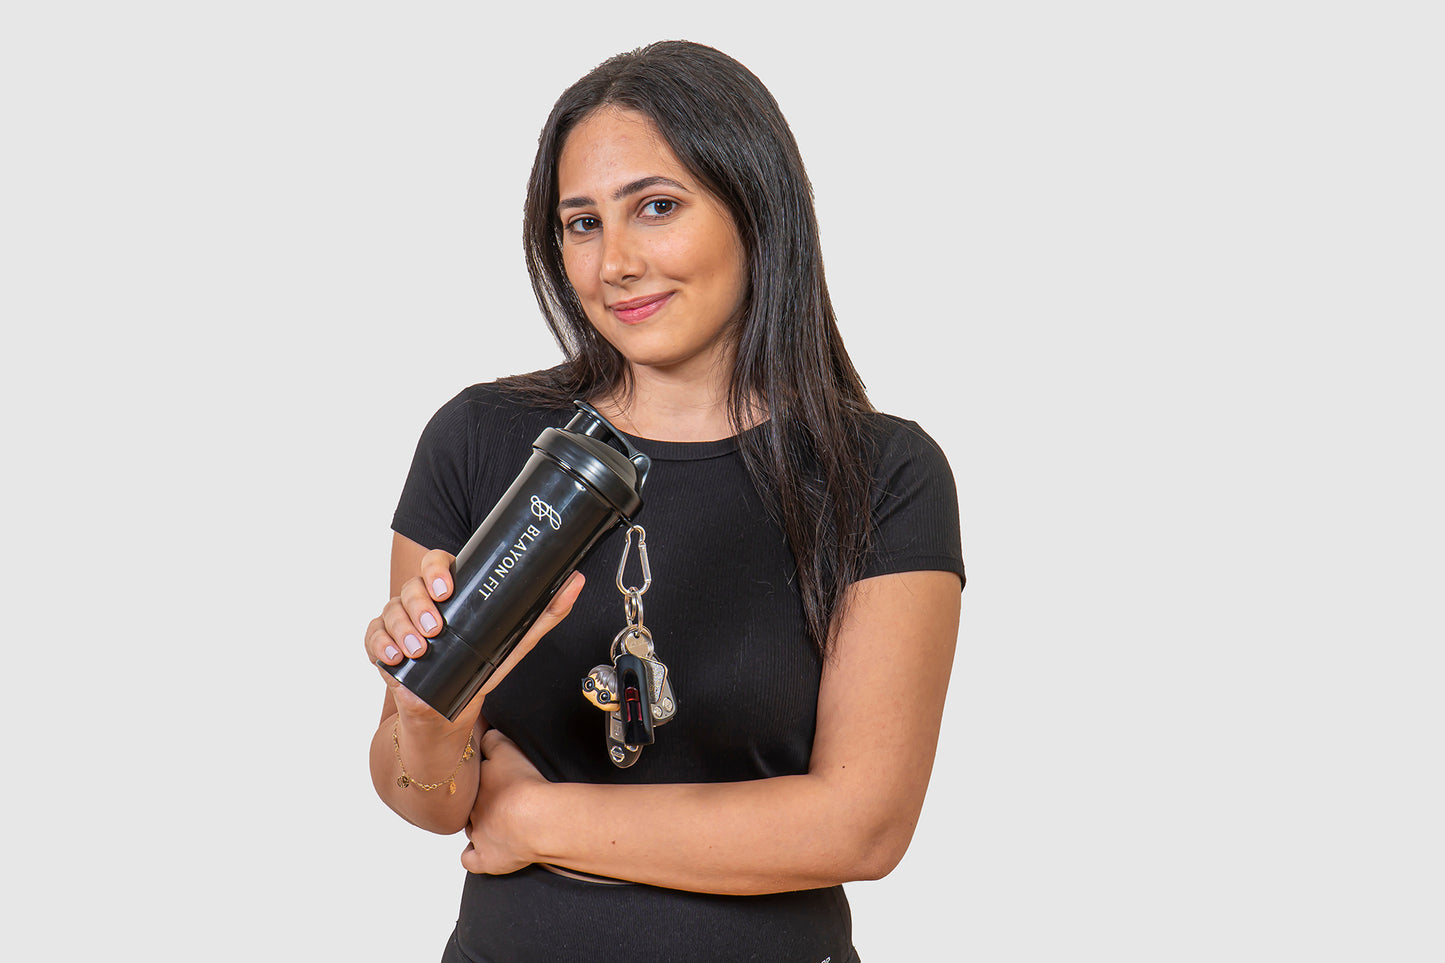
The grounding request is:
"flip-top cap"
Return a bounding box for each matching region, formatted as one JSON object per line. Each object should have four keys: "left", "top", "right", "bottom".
{"left": 533, "top": 401, "right": 650, "bottom": 519}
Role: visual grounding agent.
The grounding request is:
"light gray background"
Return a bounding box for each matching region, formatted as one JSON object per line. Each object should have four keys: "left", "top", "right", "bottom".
{"left": 3, "top": 2, "right": 1440, "bottom": 960}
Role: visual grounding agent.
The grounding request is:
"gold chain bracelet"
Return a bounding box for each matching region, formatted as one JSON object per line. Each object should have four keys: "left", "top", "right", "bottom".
{"left": 392, "top": 720, "right": 476, "bottom": 795}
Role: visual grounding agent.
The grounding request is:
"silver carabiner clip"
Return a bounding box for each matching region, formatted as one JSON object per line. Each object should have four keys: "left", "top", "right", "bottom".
{"left": 616, "top": 524, "right": 651, "bottom": 597}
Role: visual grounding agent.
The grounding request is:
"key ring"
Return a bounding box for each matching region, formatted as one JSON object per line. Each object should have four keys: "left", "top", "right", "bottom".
{"left": 583, "top": 522, "right": 674, "bottom": 769}
{"left": 624, "top": 592, "right": 645, "bottom": 633}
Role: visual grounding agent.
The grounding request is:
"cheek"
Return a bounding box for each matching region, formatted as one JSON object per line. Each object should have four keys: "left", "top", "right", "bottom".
{"left": 702, "top": 237, "right": 749, "bottom": 312}
{"left": 562, "top": 248, "right": 597, "bottom": 297}
{"left": 659, "top": 233, "right": 744, "bottom": 290}
{"left": 723, "top": 240, "right": 749, "bottom": 302}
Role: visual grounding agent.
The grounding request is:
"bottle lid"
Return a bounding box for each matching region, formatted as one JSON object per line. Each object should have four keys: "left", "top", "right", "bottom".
{"left": 533, "top": 402, "right": 650, "bottom": 519}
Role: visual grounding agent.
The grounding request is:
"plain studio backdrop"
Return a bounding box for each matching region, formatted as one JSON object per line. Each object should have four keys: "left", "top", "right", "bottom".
{"left": 2, "top": 2, "right": 1439, "bottom": 960}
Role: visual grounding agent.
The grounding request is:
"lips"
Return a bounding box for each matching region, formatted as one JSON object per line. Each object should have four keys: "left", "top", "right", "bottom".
{"left": 609, "top": 292, "right": 673, "bottom": 324}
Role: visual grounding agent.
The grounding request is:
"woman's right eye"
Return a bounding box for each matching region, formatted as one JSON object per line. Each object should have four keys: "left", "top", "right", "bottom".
{"left": 565, "top": 215, "right": 600, "bottom": 235}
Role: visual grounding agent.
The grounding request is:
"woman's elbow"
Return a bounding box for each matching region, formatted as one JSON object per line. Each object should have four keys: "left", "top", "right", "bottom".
{"left": 845, "top": 811, "right": 920, "bottom": 882}
{"left": 385, "top": 800, "right": 470, "bottom": 837}
{"left": 369, "top": 766, "right": 469, "bottom": 836}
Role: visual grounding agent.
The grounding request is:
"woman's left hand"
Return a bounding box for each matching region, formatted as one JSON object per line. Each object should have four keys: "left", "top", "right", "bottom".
{"left": 461, "top": 729, "right": 547, "bottom": 875}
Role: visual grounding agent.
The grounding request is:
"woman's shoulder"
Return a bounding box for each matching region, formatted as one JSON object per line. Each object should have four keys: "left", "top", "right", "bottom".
{"left": 426, "top": 368, "right": 574, "bottom": 433}
{"left": 437, "top": 368, "right": 569, "bottom": 413}
{"left": 857, "top": 410, "right": 954, "bottom": 477}
{"left": 394, "top": 370, "right": 577, "bottom": 550}
{"left": 408, "top": 370, "right": 576, "bottom": 482}
{"left": 855, "top": 409, "right": 965, "bottom": 583}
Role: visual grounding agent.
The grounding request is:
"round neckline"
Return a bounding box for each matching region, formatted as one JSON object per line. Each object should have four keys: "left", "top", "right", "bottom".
{"left": 615, "top": 420, "right": 769, "bottom": 462}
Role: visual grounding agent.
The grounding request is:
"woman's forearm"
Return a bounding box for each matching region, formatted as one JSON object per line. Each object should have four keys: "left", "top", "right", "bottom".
{"left": 463, "top": 572, "right": 956, "bottom": 893}
{"left": 369, "top": 712, "right": 480, "bottom": 835}
{"left": 520, "top": 769, "right": 918, "bottom": 896}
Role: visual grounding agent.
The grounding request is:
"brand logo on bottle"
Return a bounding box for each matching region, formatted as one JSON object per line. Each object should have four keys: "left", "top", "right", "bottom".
{"left": 530, "top": 494, "right": 562, "bottom": 530}
{"left": 476, "top": 523, "right": 544, "bottom": 600}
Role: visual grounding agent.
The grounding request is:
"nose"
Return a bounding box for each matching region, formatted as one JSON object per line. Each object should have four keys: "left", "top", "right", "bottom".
{"left": 599, "top": 224, "right": 644, "bottom": 286}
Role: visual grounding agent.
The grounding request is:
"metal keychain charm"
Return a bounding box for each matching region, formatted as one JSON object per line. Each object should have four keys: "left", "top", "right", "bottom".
{"left": 581, "top": 525, "right": 676, "bottom": 768}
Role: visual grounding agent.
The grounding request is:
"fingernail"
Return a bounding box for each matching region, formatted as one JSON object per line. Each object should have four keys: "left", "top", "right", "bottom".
{"left": 384, "top": 645, "right": 400, "bottom": 662}
{"left": 403, "top": 634, "right": 423, "bottom": 657}
{"left": 433, "top": 578, "right": 448, "bottom": 598}
{"left": 420, "top": 612, "right": 437, "bottom": 633}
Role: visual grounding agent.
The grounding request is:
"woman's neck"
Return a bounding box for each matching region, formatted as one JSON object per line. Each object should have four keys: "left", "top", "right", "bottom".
{"left": 593, "top": 363, "right": 763, "bottom": 442}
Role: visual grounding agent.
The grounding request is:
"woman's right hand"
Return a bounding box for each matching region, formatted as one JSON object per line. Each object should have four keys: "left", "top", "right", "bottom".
{"left": 366, "top": 546, "right": 465, "bottom": 726}
{"left": 366, "top": 545, "right": 588, "bottom": 733}
{"left": 367, "top": 536, "right": 587, "bottom": 833}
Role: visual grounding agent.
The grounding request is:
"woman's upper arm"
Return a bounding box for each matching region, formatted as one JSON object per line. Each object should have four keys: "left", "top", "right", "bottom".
{"left": 809, "top": 568, "right": 962, "bottom": 873}
{"left": 390, "top": 531, "right": 431, "bottom": 597}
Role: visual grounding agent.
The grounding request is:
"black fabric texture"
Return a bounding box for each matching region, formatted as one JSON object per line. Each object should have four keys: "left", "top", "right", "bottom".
{"left": 392, "top": 379, "right": 963, "bottom": 962}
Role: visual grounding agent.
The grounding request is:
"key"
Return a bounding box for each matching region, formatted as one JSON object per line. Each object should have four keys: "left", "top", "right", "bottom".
{"left": 642, "top": 656, "right": 676, "bottom": 724}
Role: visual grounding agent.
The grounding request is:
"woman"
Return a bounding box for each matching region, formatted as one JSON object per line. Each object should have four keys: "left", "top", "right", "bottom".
{"left": 366, "top": 40, "right": 964, "bottom": 962}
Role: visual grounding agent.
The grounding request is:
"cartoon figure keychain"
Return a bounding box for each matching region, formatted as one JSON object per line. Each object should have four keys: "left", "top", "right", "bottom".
{"left": 581, "top": 525, "right": 677, "bottom": 768}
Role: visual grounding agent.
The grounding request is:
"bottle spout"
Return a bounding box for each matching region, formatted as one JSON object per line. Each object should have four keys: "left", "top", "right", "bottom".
{"left": 565, "top": 401, "right": 617, "bottom": 443}
{"left": 560, "top": 400, "right": 651, "bottom": 508}
{"left": 568, "top": 400, "right": 649, "bottom": 467}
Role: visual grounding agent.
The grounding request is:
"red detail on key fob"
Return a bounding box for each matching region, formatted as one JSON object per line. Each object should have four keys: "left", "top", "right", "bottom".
{"left": 615, "top": 653, "right": 655, "bottom": 746}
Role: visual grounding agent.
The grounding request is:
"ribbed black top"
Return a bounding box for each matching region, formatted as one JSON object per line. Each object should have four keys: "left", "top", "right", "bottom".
{"left": 392, "top": 381, "right": 964, "bottom": 961}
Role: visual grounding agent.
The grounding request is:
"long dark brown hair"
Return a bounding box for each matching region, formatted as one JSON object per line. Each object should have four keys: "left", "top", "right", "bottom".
{"left": 500, "top": 40, "right": 874, "bottom": 658}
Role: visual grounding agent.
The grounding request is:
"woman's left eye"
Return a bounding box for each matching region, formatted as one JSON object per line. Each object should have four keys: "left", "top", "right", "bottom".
{"left": 641, "top": 199, "right": 676, "bottom": 217}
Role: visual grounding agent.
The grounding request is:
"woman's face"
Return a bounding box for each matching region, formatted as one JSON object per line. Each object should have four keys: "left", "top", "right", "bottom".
{"left": 556, "top": 107, "right": 749, "bottom": 379}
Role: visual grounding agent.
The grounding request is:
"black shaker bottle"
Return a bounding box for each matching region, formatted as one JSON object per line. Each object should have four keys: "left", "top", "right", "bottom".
{"left": 380, "top": 401, "right": 650, "bottom": 721}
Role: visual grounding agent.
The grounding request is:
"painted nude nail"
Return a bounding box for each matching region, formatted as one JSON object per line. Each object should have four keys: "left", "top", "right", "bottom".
{"left": 384, "top": 644, "right": 400, "bottom": 662}
{"left": 403, "top": 634, "right": 423, "bottom": 657}
{"left": 420, "top": 612, "right": 438, "bottom": 633}
{"left": 432, "top": 578, "right": 448, "bottom": 598}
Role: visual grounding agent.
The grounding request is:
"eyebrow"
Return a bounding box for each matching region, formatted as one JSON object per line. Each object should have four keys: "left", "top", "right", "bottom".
{"left": 557, "top": 176, "right": 689, "bottom": 212}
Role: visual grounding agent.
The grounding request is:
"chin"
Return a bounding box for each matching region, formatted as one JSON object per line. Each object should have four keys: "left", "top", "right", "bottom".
{"left": 600, "top": 330, "right": 688, "bottom": 369}
{"left": 589, "top": 315, "right": 738, "bottom": 376}
{"left": 623, "top": 344, "right": 733, "bottom": 377}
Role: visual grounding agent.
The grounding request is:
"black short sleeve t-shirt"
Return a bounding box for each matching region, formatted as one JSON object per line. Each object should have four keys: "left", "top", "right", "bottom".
{"left": 391, "top": 381, "right": 964, "bottom": 962}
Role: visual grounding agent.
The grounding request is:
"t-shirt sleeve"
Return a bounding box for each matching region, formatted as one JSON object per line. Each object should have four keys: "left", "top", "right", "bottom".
{"left": 391, "top": 392, "right": 478, "bottom": 556}
{"left": 860, "top": 418, "right": 966, "bottom": 588}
